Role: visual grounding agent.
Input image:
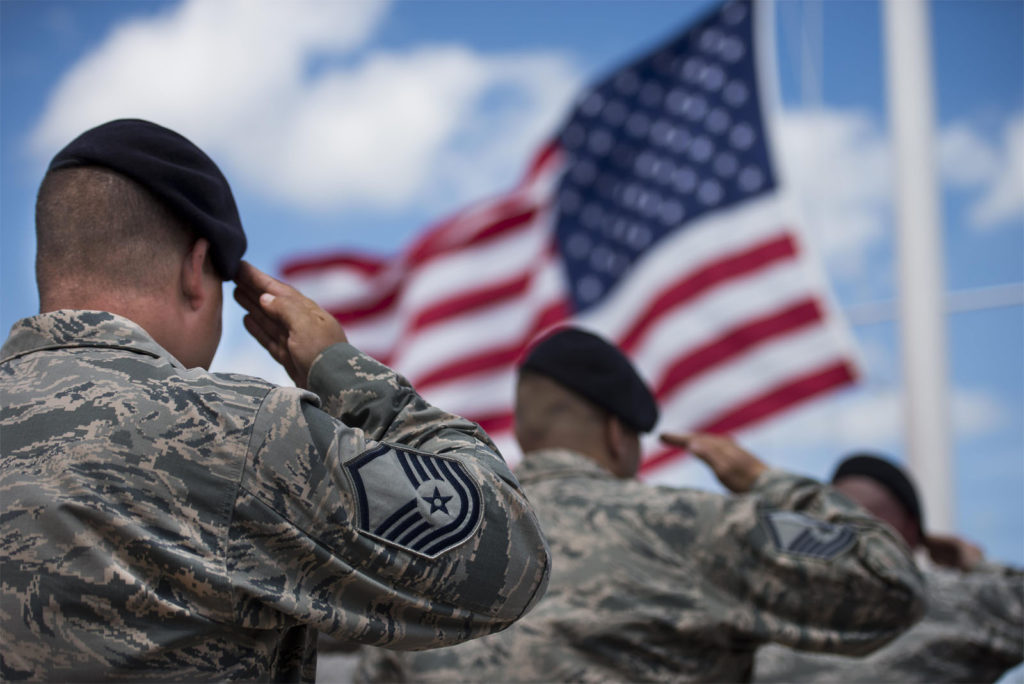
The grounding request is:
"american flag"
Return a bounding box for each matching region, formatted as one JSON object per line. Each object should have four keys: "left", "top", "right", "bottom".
{"left": 283, "top": 0, "right": 858, "bottom": 474}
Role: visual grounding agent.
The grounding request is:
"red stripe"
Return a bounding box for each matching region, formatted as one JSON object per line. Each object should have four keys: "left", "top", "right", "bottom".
{"left": 413, "top": 295, "right": 571, "bottom": 390}
{"left": 328, "top": 289, "right": 399, "bottom": 324}
{"left": 410, "top": 273, "right": 532, "bottom": 332}
{"left": 319, "top": 203, "right": 543, "bottom": 324}
{"left": 282, "top": 252, "right": 388, "bottom": 279}
{"left": 385, "top": 254, "right": 565, "bottom": 365}
{"left": 639, "top": 359, "right": 856, "bottom": 473}
{"left": 408, "top": 205, "right": 539, "bottom": 266}
{"left": 534, "top": 300, "right": 572, "bottom": 337}
{"left": 523, "top": 140, "right": 561, "bottom": 183}
{"left": 415, "top": 344, "right": 524, "bottom": 390}
{"left": 472, "top": 412, "right": 515, "bottom": 436}
{"left": 652, "top": 298, "right": 825, "bottom": 399}
{"left": 619, "top": 233, "right": 799, "bottom": 353}
{"left": 387, "top": 151, "right": 552, "bottom": 299}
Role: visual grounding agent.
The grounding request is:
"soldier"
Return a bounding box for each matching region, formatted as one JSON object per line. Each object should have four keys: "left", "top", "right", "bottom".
{"left": 0, "top": 119, "right": 550, "bottom": 681}
{"left": 755, "top": 453, "right": 1024, "bottom": 683}
{"left": 357, "top": 327, "right": 927, "bottom": 682}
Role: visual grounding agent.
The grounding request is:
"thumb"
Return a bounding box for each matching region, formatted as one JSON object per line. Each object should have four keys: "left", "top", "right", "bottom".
{"left": 257, "top": 290, "right": 301, "bottom": 330}
{"left": 659, "top": 433, "right": 691, "bottom": 449}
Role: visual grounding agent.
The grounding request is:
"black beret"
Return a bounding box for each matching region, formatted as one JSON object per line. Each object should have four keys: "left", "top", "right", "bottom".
{"left": 520, "top": 327, "right": 659, "bottom": 433}
{"left": 48, "top": 119, "right": 246, "bottom": 279}
{"left": 832, "top": 453, "right": 924, "bottom": 532}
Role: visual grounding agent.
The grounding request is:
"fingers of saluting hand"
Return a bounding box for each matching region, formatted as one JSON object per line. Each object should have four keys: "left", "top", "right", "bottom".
{"left": 659, "top": 433, "right": 692, "bottom": 449}
{"left": 242, "top": 313, "right": 283, "bottom": 359}
{"left": 234, "top": 260, "right": 321, "bottom": 334}
{"left": 233, "top": 286, "right": 287, "bottom": 348}
{"left": 234, "top": 261, "right": 291, "bottom": 299}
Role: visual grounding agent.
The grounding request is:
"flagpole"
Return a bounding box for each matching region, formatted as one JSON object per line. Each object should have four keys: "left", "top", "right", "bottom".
{"left": 882, "top": 0, "right": 953, "bottom": 533}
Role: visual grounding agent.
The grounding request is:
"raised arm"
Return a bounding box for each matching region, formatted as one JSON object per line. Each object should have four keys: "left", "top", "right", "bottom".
{"left": 228, "top": 262, "right": 551, "bottom": 649}
{"left": 663, "top": 432, "right": 926, "bottom": 656}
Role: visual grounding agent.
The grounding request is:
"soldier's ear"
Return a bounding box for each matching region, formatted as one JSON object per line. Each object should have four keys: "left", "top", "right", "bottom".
{"left": 180, "top": 238, "right": 211, "bottom": 311}
{"left": 605, "top": 416, "right": 640, "bottom": 478}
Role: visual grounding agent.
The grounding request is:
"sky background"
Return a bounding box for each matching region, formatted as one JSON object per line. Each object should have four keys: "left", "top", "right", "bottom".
{"left": 2, "top": 1, "right": 1021, "bottom": 568}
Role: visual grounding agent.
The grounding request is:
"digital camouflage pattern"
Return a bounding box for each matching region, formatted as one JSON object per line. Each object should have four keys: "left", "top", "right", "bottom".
{"left": 0, "top": 310, "right": 551, "bottom": 682}
{"left": 755, "top": 562, "right": 1024, "bottom": 683}
{"left": 357, "top": 448, "right": 926, "bottom": 683}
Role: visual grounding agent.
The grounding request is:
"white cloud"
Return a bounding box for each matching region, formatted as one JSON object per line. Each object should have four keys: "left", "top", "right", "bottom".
{"left": 32, "top": 1, "right": 388, "bottom": 154}
{"left": 938, "top": 122, "right": 1000, "bottom": 187}
{"left": 967, "top": 114, "right": 1024, "bottom": 230}
{"left": 777, "top": 109, "right": 892, "bottom": 281}
{"left": 30, "top": 0, "right": 580, "bottom": 213}
{"left": 775, "top": 109, "right": 1024, "bottom": 284}
{"left": 937, "top": 114, "right": 1024, "bottom": 231}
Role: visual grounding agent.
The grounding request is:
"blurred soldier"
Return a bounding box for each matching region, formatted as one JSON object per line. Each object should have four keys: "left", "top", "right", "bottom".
{"left": 0, "top": 119, "right": 550, "bottom": 681}
{"left": 755, "top": 453, "right": 1024, "bottom": 683}
{"left": 357, "top": 327, "right": 926, "bottom": 682}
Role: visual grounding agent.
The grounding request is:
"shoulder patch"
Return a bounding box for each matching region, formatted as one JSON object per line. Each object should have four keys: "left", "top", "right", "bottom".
{"left": 761, "top": 510, "right": 856, "bottom": 560}
{"left": 344, "top": 444, "right": 483, "bottom": 558}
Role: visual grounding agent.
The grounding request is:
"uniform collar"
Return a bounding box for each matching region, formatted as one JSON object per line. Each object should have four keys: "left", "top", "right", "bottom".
{"left": 514, "top": 448, "right": 615, "bottom": 485}
{"left": 1, "top": 309, "right": 181, "bottom": 368}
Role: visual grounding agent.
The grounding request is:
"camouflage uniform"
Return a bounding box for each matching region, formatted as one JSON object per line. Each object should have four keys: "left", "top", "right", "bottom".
{"left": 755, "top": 562, "right": 1024, "bottom": 683}
{"left": 0, "top": 310, "right": 550, "bottom": 681}
{"left": 358, "top": 447, "right": 926, "bottom": 683}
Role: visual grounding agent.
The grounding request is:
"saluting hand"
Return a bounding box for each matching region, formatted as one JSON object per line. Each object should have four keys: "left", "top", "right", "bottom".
{"left": 923, "top": 533, "right": 985, "bottom": 571}
{"left": 659, "top": 432, "right": 768, "bottom": 493}
{"left": 233, "top": 260, "right": 348, "bottom": 389}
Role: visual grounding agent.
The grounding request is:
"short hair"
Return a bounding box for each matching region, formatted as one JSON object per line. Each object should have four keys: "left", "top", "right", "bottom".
{"left": 514, "top": 369, "right": 609, "bottom": 453}
{"left": 35, "top": 166, "right": 195, "bottom": 301}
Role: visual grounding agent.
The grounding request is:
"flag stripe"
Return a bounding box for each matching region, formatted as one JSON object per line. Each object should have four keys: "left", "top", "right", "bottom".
{"left": 323, "top": 207, "right": 546, "bottom": 324}
{"left": 391, "top": 230, "right": 805, "bottom": 392}
{"left": 652, "top": 297, "right": 825, "bottom": 398}
{"left": 619, "top": 233, "right": 798, "bottom": 353}
{"left": 410, "top": 273, "right": 533, "bottom": 332}
{"left": 640, "top": 359, "right": 856, "bottom": 473}
{"left": 409, "top": 205, "right": 539, "bottom": 266}
{"left": 415, "top": 296, "right": 571, "bottom": 391}
{"left": 283, "top": 252, "right": 388, "bottom": 278}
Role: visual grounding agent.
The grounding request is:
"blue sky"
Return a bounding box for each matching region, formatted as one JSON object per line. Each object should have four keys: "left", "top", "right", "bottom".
{"left": 2, "top": 0, "right": 1021, "bottom": 565}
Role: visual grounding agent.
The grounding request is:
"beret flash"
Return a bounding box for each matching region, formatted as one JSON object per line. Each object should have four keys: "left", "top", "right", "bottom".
{"left": 48, "top": 119, "right": 246, "bottom": 279}
{"left": 520, "top": 327, "right": 659, "bottom": 433}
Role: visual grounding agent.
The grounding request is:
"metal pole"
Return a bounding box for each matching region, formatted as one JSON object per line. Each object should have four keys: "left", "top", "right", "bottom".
{"left": 883, "top": 0, "right": 953, "bottom": 532}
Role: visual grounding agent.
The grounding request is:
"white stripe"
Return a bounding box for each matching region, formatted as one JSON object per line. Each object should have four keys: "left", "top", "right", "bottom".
{"left": 286, "top": 172, "right": 558, "bottom": 316}
{"left": 395, "top": 252, "right": 566, "bottom": 381}
{"left": 393, "top": 214, "right": 549, "bottom": 317}
{"left": 343, "top": 315, "right": 401, "bottom": 359}
{"left": 493, "top": 432, "right": 523, "bottom": 469}
{"left": 627, "top": 259, "right": 821, "bottom": 386}
{"left": 287, "top": 267, "right": 387, "bottom": 311}
{"left": 646, "top": 324, "right": 849, "bottom": 434}
{"left": 418, "top": 368, "right": 517, "bottom": 420}
{"left": 396, "top": 300, "right": 537, "bottom": 381}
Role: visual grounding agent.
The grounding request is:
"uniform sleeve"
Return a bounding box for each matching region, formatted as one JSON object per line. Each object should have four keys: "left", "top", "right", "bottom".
{"left": 845, "top": 564, "right": 1023, "bottom": 682}
{"left": 753, "top": 565, "right": 1024, "bottom": 683}
{"left": 904, "top": 563, "right": 1024, "bottom": 680}
{"left": 224, "top": 343, "right": 551, "bottom": 650}
{"left": 694, "top": 468, "right": 926, "bottom": 656}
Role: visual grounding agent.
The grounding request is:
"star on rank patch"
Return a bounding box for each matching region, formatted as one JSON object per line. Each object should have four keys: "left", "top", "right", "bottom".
{"left": 345, "top": 444, "right": 482, "bottom": 558}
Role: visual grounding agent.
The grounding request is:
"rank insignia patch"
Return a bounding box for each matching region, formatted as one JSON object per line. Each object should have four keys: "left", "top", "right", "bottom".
{"left": 345, "top": 444, "right": 482, "bottom": 558}
{"left": 762, "top": 510, "right": 856, "bottom": 560}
